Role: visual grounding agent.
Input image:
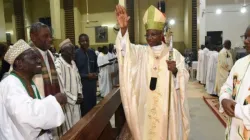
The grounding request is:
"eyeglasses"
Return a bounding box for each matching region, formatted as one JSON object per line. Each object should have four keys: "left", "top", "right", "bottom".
{"left": 144, "top": 33, "right": 161, "bottom": 39}
{"left": 240, "top": 35, "right": 250, "bottom": 42}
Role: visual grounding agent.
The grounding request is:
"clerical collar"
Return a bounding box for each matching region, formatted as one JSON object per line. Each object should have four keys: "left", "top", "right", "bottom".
{"left": 151, "top": 44, "right": 163, "bottom": 51}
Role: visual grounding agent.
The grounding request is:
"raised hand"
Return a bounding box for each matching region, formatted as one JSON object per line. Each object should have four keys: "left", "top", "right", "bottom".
{"left": 115, "top": 5, "right": 130, "bottom": 36}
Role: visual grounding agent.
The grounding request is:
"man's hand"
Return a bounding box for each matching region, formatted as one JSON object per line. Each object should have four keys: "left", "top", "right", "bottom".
{"left": 221, "top": 99, "right": 236, "bottom": 117}
{"left": 88, "top": 73, "right": 97, "bottom": 79}
{"left": 166, "top": 61, "right": 178, "bottom": 76}
{"left": 76, "top": 93, "right": 83, "bottom": 104}
{"left": 115, "top": 5, "right": 130, "bottom": 36}
{"left": 55, "top": 93, "right": 67, "bottom": 105}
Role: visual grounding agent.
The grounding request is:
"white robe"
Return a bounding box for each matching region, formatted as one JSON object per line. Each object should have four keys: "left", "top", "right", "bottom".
{"left": 55, "top": 56, "right": 82, "bottom": 137}
{"left": 206, "top": 51, "right": 219, "bottom": 95}
{"left": 215, "top": 48, "right": 233, "bottom": 96}
{"left": 108, "top": 52, "right": 119, "bottom": 86}
{"left": 97, "top": 53, "right": 112, "bottom": 97}
{"left": 205, "top": 51, "right": 212, "bottom": 89}
{"left": 116, "top": 30, "right": 190, "bottom": 140}
{"left": 196, "top": 49, "right": 204, "bottom": 81}
{"left": 0, "top": 75, "right": 65, "bottom": 140}
{"left": 219, "top": 54, "right": 250, "bottom": 140}
{"left": 201, "top": 48, "right": 209, "bottom": 84}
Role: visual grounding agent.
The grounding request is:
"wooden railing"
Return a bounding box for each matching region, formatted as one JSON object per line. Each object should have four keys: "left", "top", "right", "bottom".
{"left": 61, "top": 88, "right": 125, "bottom": 140}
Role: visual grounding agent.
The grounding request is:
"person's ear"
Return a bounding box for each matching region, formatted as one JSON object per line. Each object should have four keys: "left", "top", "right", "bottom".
{"left": 30, "top": 33, "right": 36, "bottom": 42}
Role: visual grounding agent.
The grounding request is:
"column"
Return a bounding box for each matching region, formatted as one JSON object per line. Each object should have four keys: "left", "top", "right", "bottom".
{"left": 0, "top": 0, "right": 6, "bottom": 42}
{"left": 50, "top": 0, "right": 62, "bottom": 49}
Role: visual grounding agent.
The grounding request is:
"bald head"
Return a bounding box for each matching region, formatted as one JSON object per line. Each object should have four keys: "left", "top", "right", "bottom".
{"left": 224, "top": 40, "right": 231, "bottom": 50}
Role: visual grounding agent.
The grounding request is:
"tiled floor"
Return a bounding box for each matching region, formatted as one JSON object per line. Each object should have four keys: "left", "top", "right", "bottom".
{"left": 188, "top": 81, "right": 225, "bottom": 140}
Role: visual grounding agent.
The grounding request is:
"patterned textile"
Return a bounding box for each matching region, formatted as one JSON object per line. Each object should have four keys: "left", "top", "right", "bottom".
{"left": 4, "top": 40, "right": 30, "bottom": 65}
{"left": 203, "top": 96, "right": 228, "bottom": 128}
{"left": 35, "top": 48, "right": 60, "bottom": 97}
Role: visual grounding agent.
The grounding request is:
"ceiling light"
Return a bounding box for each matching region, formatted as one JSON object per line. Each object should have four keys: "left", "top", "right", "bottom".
{"left": 169, "top": 19, "right": 175, "bottom": 25}
{"left": 241, "top": 7, "right": 247, "bottom": 13}
{"left": 216, "top": 9, "right": 222, "bottom": 15}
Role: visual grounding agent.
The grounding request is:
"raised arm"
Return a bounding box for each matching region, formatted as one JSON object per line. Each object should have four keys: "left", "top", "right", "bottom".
{"left": 116, "top": 5, "right": 130, "bottom": 37}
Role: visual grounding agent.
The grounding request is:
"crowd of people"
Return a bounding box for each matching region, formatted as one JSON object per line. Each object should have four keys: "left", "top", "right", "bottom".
{"left": 197, "top": 25, "right": 250, "bottom": 139}
{"left": 0, "top": 21, "right": 118, "bottom": 139}
{"left": 196, "top": 39, "right": 233, "bottom": 96}
{"left": 2, "top": 3, "right": 250, "bottom": 140}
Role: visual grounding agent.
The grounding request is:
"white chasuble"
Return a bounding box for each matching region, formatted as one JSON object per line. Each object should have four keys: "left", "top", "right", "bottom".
{"left": 220, "top": 55, "right": 250, "bottom": 140}
{"left": 115, "top": 31, "right": 190, "bottom": 140}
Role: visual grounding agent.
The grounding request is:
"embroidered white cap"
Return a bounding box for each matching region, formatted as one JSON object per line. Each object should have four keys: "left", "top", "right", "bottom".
{"left": 59, "top": 38, "right": 72, "bottom": 48}
{"left": 4, "top": 39, "right": 31, "bottom": 65}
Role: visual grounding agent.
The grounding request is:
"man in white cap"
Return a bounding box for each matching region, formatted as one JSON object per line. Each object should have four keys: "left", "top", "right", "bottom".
{"left": 0, "top": 39, "right": 67, "bottom": 140}
{"left": 55, "top": 39, "right": 83, "bottom": 136}
{"left": 115, "top": 5, "right": 190, "bottom": 140}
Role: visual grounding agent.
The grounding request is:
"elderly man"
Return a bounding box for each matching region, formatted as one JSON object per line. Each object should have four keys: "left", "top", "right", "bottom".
{"left": 55, "top": 39, "right": 83, "bottom": 136}
{"left": 115, "top": 5, "right": 190, "bottom": 140}
{"left": 0, "top": 39, "right": 66, "bottom": 140}
{"left": 75, "top": 34, "right": 98, "bottom": 116}
{"left": 215, "top": 40, "right": 233, "bottom": 96}
{"left": 30, "top": 22, "right": 61, "bottom": 98}
{"left": 219, "top": 25, "right": 250, "bottom": 140}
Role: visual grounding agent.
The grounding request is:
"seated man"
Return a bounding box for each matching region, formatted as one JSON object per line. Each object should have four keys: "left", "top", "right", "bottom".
{"left": 0, "top": 40, "right": 67, "bottom": 140}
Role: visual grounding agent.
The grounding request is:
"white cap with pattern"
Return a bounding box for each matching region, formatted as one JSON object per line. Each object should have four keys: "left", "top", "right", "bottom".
{"left": 4, "top": 39, "right": 31, "bottom": 65}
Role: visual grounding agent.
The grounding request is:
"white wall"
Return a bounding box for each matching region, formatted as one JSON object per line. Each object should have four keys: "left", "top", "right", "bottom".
{"left": 198, "top": 0, "right": 206, "bottom": 46}
{"left": 205, "top": 4, "right": 250, "bottom": 48}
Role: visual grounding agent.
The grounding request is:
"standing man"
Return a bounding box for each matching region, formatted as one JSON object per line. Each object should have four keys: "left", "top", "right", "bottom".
{"left": 0, "top": 39, "right": 66, "bottom": 140}
{"left": 115, "top": 5, "right": 190, "bottom": 140}
{"left": 215, "top": 40, "right": 233, "bottom": 96}
{"left": 97, "top": 46, "right": 112, "bottom": 97}
{"left": 75, "top": 34, "right": 98, "bottom": 116}
{"left": 30, "top": 22, "right": 61, "bottom": 98}
{"left": 200, "top": 45, "right": 209, "bottom": 85}
{"left": 55, "top": 39, "right": 83, "bottom": 136}
{"left": 196, "top": 45, "right": 205, "bottom": 82}
{"left": 219, "top": 25, "right": 250, "bottom": 140}
{"left": 206, "top": 45, "right": 219, "bottom": 95}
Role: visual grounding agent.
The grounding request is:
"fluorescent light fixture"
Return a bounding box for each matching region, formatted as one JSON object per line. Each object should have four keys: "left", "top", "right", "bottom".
{"left": 216, "top": 9, "right": 222, "bottom": 15}
{"left": 101, "top": 24, "right": 115, "bottom": 28}
{"left": 169, "top": 19, "right": 175, "bottom": 25}
{"left": 241, "top": 7, "right": 247, "bottom": 13}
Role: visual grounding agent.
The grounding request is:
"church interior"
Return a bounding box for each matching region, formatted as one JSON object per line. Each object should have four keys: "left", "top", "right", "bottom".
{"left": 0, "top": 0, "right": 250, "bottom": 139}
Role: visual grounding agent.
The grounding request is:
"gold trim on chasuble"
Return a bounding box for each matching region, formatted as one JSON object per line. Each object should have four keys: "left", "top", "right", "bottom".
{"left": 146, "top": 46, "right": 170, "bottom": 139}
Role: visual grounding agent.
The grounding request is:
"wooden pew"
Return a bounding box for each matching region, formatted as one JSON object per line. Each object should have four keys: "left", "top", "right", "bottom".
{"left": 61, "top": 88, "right": 125, "bottom": 140}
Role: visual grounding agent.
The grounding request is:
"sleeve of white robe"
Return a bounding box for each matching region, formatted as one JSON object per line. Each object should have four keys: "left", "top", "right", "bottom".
{"left": 219, "top": 65, "right": 234, "bottom": 112}
{"left": 97, "top": 54, "right": 103, "bottom": 67}
{"left": 55, "top": 59, "right": 77, "bottom": 105}
{"left": 115, "top": 30, "right": 143, "bottom": 140}
{"left": 5, "top": 81, "right": 65, "bottom": 138}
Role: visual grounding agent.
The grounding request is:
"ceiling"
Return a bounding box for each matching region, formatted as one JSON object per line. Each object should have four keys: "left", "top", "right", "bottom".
{"left": 206, "top": 0, "right": 250, "bottom": 5}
